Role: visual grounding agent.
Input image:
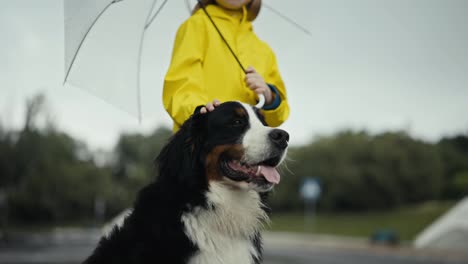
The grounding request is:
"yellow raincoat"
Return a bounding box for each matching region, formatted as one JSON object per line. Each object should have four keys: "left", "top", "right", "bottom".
{"left": 163, "top": 4, "right": 290, "bottom": 131}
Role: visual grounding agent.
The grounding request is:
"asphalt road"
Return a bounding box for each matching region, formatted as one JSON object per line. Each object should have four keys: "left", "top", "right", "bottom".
{"left": 0, "top": 229, "right": 466, "bottom": 264}
{"left": 264, "top": 246, "right": 467, "bottom": 264}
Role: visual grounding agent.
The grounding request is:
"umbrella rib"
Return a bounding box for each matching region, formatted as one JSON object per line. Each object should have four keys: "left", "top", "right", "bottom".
{"left": 263, "top": 3, "right": 312, "bottom": 37}
{"left": 144, "top": 0, "right": 169, "bottom": 30}
{"left": 63, "top": 0, "right": 124, "bottom": 84}
{"left": 136, "top": 0, "right": 160, "bottom": 122}
{"left": 184, "top": 0, "right": 192, "bottom": 14}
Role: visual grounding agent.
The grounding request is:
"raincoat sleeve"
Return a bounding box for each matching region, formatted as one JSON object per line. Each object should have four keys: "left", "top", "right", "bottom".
{"left": 262, "top": 48, "right": 290, "bottom": 127}
{"left": 163, "top": 18, "right": 208, "bottom": 130}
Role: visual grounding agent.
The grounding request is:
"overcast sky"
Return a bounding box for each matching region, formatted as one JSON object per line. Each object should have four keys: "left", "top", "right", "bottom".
{"left": 1, "top": 0, "right": 467, "bottom": 150}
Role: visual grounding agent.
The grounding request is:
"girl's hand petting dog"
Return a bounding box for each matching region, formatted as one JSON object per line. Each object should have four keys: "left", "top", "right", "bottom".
{"left": 200, "top": 99, "right": 221, "bottom": 114}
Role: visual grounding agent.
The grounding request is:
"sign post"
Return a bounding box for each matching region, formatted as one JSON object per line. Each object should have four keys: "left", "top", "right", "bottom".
{"left": 300, "top": 177, "right": 321, "bottom": 232}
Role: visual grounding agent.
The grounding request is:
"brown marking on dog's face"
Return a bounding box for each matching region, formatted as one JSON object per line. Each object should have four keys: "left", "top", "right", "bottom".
{"left": 205, "top": 144, "right": 244, "bottom": 181}
{"left": 234, "top": 105, "right": 248, "bottom": 118}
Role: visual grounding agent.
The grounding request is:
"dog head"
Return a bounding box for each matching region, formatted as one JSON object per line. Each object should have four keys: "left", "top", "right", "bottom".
{"left": 156, "top": 101, "right": 289, "bottom": 193}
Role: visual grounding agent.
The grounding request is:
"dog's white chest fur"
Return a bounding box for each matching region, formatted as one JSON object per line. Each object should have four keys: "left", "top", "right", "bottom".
{"left": 182, "top": 182, "right": 268, "bottom": 264}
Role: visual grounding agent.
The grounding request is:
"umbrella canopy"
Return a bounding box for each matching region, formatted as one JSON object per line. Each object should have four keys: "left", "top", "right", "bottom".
{"left": 64, "top": 0, "right": 161, "bottom": 121}
{"left": 63, "top": 0, "right": 310, "bottom": 121}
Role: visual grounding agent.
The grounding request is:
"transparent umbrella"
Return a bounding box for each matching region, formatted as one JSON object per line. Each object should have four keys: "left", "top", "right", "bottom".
{"left": 64, "top": 0, "right": 166, "bottom": 122}
{"left": 63, "top": 0, "right": 311, "bottom": 122}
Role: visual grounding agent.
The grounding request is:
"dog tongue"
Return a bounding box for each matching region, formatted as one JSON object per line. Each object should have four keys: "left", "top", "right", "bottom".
{"left": 257, "top": 165, "right": 281, "bottom": 184}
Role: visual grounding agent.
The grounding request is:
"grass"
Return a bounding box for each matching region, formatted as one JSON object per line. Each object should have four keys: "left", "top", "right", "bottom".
{"left": 3, "top": 218, "right": 100, "bottom": 234}
{"left": 4, "top": 201, "right": 456, "bottom": 242}
{"left": 268, "top": 201, "right": 455, "bottom": 241}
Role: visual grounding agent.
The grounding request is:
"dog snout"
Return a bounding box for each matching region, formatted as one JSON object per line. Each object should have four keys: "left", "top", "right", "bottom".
{"left": 268, "top": 129, "right": 289, "bottom": 149}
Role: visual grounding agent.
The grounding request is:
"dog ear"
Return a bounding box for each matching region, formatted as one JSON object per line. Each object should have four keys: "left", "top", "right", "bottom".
{"left": 155, "top": 112, "right": 208, "bottom": 189}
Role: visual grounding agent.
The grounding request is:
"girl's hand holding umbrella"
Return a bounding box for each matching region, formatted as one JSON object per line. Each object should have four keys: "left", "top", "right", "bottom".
{"left": 245, "top": 66, "right": 273, "bottom": 106}
{"left": 200, "top": 65, "right": 271, "bottom": 114}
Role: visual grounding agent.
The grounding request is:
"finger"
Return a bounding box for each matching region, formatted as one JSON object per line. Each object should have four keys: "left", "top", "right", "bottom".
{"left": 253, "top": 88, "right": 267, "bottom": 95}
{"left": 245, "top": 71, "right": 260, "bottom": 79}
{"left": 245, "top": 76, "right": 259, "bottom": 85}
{"left": 245, "top": 66, "right": 257, "bottom": 74}
{"left": 246, "top": 75, "right": 263, "bottom": 86}
{"left": 206, "top": 102, "right": 215, "bottom": 112}
{"left": 200, "top": 107, "right": 207, "bottom": 114}
{"left": 247, "top": 82, "right": 260, "bottom": 91}
{"left": 250, "top": 81, "right": 265, "bottom": 90}
{"left": 213, "top": 99, "right": 221, "bottom": 106}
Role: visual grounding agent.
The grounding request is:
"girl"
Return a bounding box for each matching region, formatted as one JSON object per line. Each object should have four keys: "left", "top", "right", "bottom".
{"left": 163, "top": 0, "right": 289, "bottom": 130}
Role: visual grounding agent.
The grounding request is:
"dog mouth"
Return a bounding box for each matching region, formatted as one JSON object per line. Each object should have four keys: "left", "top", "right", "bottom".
{"left": 220, "top": 156, "right": 282, "bottom": 185}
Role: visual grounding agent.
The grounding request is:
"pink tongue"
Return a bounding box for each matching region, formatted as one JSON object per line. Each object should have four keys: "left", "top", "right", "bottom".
{"left": 258, "top": 165, "right": 281, "bottom": 184}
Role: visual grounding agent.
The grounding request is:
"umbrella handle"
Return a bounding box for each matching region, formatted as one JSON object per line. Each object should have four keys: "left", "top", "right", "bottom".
{"left": 255, "top": 94, "right": 266, "bottom": 109}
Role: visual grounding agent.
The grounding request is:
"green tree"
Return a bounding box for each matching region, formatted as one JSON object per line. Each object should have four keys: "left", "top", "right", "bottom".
{"left": 271, "top": 130, "right": 444, "bottom": 212}
{"left": 438, "top": 135, "right": 468, "bottom": 198}
{"left": 111, "top": 127, "right": 172, "bottom": 207}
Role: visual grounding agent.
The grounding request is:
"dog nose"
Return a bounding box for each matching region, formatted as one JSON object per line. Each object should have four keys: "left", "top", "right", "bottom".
{"left": 269, "top": 129, "right": 289, "bottom": 149}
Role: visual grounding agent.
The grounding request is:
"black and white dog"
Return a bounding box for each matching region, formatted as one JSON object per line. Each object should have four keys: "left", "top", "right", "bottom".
{"left": 83, "top": 101, "right": 289, "bottom": 264}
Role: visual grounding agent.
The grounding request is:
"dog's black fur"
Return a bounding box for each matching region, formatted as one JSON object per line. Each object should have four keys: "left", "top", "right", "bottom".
{"left": 83, "top": 102, "right": 288, "bottom": 264}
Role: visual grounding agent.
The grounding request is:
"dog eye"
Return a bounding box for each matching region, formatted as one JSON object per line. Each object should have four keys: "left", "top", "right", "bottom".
{"left": 232, "top": 119, "right": 245, "bottom": 127}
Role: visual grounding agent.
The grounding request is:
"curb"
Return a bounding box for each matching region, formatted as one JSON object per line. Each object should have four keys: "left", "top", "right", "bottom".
{"left": 263, "top": 231, "right": 468, "bottom": 262}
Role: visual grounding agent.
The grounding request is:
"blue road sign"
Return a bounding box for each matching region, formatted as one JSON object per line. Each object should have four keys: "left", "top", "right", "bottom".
{"left": 300, "top": 177, "right": 321, "bottom": 201}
